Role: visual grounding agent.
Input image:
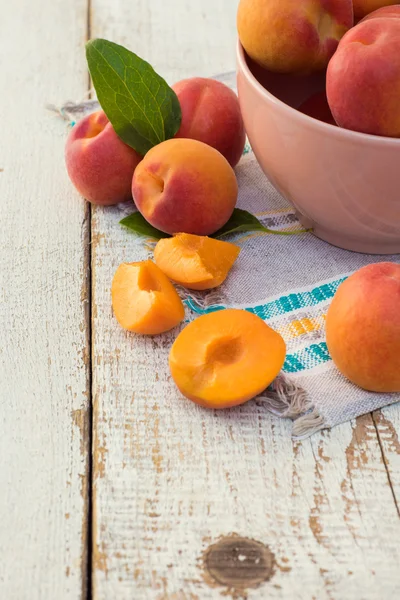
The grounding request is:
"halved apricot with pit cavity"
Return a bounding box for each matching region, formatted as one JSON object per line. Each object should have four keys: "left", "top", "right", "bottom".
{"left": 154, "top": 233, "right": 240, "bottom": 290}
{"left": 111, "top": 260, "right": 184, "bottom": 335}
{"left": 169, "top": 309, "right": 286, "bottom": 408}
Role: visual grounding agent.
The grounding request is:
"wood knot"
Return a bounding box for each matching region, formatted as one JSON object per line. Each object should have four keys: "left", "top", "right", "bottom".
{"left": 203, "top": 534, "right": 275, "bottom": 590}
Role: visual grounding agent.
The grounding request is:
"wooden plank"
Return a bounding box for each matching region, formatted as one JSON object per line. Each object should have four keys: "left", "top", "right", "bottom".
{"left": 90, "top": 1, "right": 400, "bottom": 597}
{"left": 372, "top": 408, "right": 400, "bottom": 513}
{"left": 0, "top": 1, "right": 90, "bottom": 598}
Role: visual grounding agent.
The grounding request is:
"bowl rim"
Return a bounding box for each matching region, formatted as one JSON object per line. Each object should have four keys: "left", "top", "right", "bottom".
{"left": 236, "top": 40, "right": 400, "bottom": 147}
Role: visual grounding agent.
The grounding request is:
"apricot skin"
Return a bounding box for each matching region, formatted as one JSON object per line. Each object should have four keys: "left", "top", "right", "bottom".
{"left": 132, "top": 139, "right": 238, "bottom": 236}
{"left": 173, "top": 78, "right": 246, "bottom": 167}
{"left": 326, "top": 10, "right": 400, "bottom": 137}
{"left": 65, "top": 110, "right": 142, "bottom": 205}
{"left": 111, "top": 260, "right": 184, "bottom": 335}
{"left": 353, "top": 0, "right": 398, "bottom": 21}
{"left": 169, "top": 309, "right": 286, "bottom": 409}
{"left": 237, "top": 0, "right": 353, "bottom": 73}
{"left": 154, "top": 233, "right": 240, "bottom": 291}
{"left": 326, "top": 262, "right": 400, "bottom": 392}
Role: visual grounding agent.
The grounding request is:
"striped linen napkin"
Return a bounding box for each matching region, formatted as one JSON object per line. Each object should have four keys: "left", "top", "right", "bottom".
{"left": 56, "top": 72, "right": 400, "bottom": 438}
{"left": 185, "top": 148, "right": 400, "bottom": 438}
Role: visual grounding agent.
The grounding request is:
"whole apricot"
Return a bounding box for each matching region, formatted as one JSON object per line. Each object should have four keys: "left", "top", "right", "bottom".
{"left": 132, "top": 139, "right": 238, "bottom": 236}
{"left": 65, "top": 110, "right": 142, "bottom": 205}
{"left": 237, "top": 0, "right": 353, "bottom": 73}
{"left": 169, "top": 309, "right": 286, "bottom": 409}
{"left": 327, "top": 10, "right": 400, "bottom": 137}
{"left": 326, "top": 262, "right": 400, "bottom": 392}
{"left": 173, "top": 78, "right": 246, "bottom": 167}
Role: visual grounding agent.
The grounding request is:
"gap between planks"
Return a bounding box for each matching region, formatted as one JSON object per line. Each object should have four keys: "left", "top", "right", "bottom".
{"left": 82, "top": 2, "right": 400, "bottom": 597}
{"left": 371, "top": 412, "right": 400, "bottom": 518}
{"left": 86, "top": 0, "right": 94, "bottom": 598}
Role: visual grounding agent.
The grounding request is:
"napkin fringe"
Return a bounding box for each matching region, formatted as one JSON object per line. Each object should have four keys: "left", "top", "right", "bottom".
{"left": 46, "top": 98, "right": 99, "bottom": 123}
{"left": 258, "top": 374, "right": 326, "bottom": 438}
{"left": 292, "top": 409, "right": 325, "bottom": 439}
{"left": 184, "top": 289, "right": 225, "bottom": 309}
{"left": 258, "top": 374, "right": 310, "bottom": 418}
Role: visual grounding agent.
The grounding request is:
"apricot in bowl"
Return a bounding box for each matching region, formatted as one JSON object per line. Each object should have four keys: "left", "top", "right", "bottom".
{"left": 236, "top": 42, "right": 400, "bottom": 254}
{"left": 237, "top": 0, "right": 353, "bottom": 74}
{"left": 327, "top": 5, "right": 400, "bottom": 138}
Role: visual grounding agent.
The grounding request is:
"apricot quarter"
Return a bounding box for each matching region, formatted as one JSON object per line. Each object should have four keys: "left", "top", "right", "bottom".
{"left": 173, "top": 77, "right": 246, "bottom": 167}
{"left": 154, "top": 234, "right": 240, "bottom": 291}
{"left": 326, "top": 262, "right": 400, "bottom": 392}
{"left": 65, "top": 110, "right": 142, "bottom": 205}
{"left": 132, "top": 138, "right": 238, "bottom": 236}
{"left": 111, "top": 260, "right": 184, "bottom": 335}
{"left": 169, "top": 309, "right": 286, "bottom": 409}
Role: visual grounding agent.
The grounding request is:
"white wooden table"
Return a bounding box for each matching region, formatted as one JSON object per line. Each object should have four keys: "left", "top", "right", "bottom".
{"left": 2, "top": 1, "right": 400, "bottom": 598}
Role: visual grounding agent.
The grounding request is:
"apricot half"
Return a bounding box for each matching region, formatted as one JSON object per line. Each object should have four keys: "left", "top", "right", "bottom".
{"left": 154, "top": 234, "right": 240, "bottom": 291}
{"left": 111, "top": 260, "right": 184, "bottom": 335}
{"left": 169, "top": 309, "right": 286, "bottom": 408}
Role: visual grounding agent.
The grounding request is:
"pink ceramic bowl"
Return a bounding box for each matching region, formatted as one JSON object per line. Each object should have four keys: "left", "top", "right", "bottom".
{"left": 236, "top": 42, "right": 400, "bottom": 254}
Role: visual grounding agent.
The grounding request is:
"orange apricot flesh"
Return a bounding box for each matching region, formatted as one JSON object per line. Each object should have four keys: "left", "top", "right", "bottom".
{"left": 169, "top": 309, "right": 286, "bottom": 408}
{"left": 154, "top": 233, "right": 240, "bottom": 291}
{"left": 111, "top": 260, "right": 184, "bottom": 335}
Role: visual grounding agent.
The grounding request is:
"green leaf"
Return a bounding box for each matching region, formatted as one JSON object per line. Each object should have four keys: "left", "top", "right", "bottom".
{"left": 86, "top": 39, "right": 182, "bottom": 155}
{"left": 214, "top": 208, "right": 309, "bottom": 237}
{"left": 120, "top": 209, "right": 309, "bottom": 240}
{"left": 120, "top": 212, "right": 170, "bottom": 239}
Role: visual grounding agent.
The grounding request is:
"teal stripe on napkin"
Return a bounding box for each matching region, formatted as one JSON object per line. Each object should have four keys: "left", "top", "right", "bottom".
{"left": 186, "top": 277, "right": 347, "bottom": 319}
{"left": 185, "top": 277, "right": 348, "bottom": 375}
{"left": 283, "top": 342, "right": 331, "bottom": 373}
